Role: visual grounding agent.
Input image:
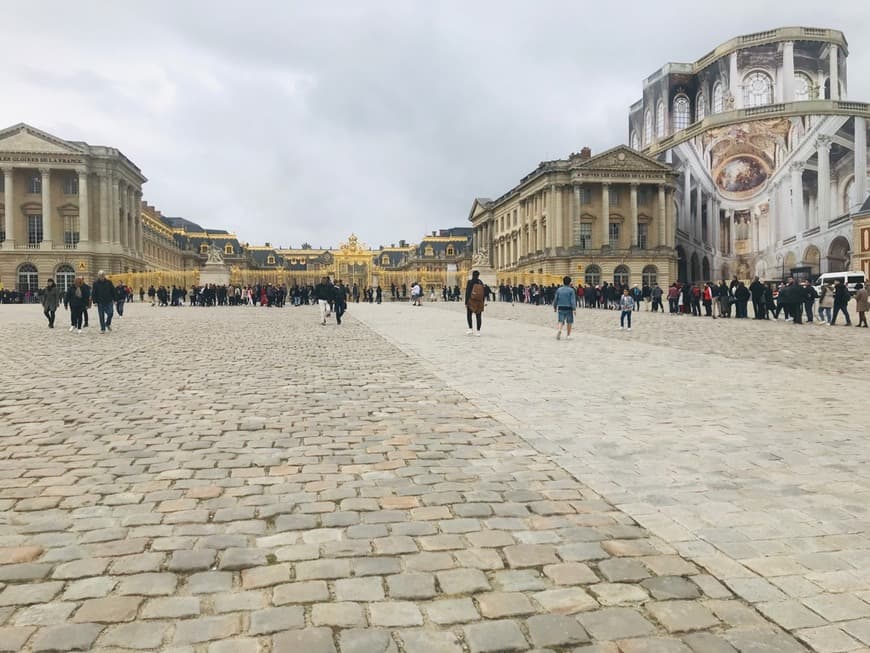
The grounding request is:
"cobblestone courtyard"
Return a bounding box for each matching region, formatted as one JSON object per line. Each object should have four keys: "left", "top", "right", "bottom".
{"left": 0, "top": 301, "right": 868, "bottom": 652}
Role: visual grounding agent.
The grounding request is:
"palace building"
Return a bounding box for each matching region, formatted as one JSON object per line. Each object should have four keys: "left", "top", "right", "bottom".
{"left": 0, "top": 123, "right": 146, "bottom": 292}
{"left": 629, "top": 26, "right": 870, "bottom": 282}
{"left": 468, "top": 146, "right": 678, "bottom": 289}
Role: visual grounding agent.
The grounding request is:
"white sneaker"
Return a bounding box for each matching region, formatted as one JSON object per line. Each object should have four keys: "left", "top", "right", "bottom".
{"left": 627, "top": 327, "right": 632, "bottom": 331}
{"left": 466, "top": 328, "right": 473, "bottom": 336}
{"left": 619, "top": 326, "right": 624, "bottom": 330}
{"left": 474, "top": 331, "right": 481, "bottom": 337}
{"left": 565, "top": 333, "right": 571, "bottom": 339}
{"left": 77, "top": 329, "right": 82, "bottom": 333}
{"left": 69, "top": 326, "right": 75, "bottom": 332}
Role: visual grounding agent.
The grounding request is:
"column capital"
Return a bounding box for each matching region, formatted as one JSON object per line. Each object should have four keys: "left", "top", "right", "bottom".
{"left": 39, "top": 167, "right": 51, "bottom": 176}
{"left": 790, "top": 161, "right": 806, "bottom": 173}
{"left": 1, "top": 165, "right": 12, "bottom": 176}
{"left": 601, "top": 181, "right": 611, "bottom": 187}
{"left": 816, "top": 135, "right": 833, "bottom": 150}
{"left": 630, "top": 182, "right": 639, "bottom": 189}
{"left": 76, "top": 166, "right": 89, "bottom": 176}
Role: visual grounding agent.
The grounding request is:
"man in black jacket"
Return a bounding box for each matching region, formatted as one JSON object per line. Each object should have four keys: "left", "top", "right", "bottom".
{"left": 830, "top": 279, "right": 852, "bottom": 326}
{"left": 91, "top": 270, "right": 116, "bottom": 333}
{"left": 801, "top": 280, "right": 818, "bottom": 323}
{"left": 749, "top": 276, "right": 765, "bottom": 319}
{"left": 314, "top": 276, "right": 333, "bottom": 325}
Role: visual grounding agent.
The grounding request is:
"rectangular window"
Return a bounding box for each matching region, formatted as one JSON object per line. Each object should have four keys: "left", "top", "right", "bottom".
{"left": 579, "top": 188, "right": 592, "bottom": 205}
{"left": 0, "top": 174, "right": 4, "bottom": 193}
{"left": 579, "top": 223, "right": 592, "bottom": 249}
{"left": 28, "top": 175, "right": 41, "bottom": 194}
{"left": 63, "top": 175, "right": 79, "bottom": 195}
{"left": 638, "top": 223, "right": 648, "bottom": 249}
{"left": 608, "top": 222, "right": 620, "bottom": 248}
{"left": 28, "top": 215, "right": 43, "bottom": 245}
{"left": 609, "top": 188, "right": 620, "bottom": 206}
{"left": 63, "top": 216, "right": 80, "bottom": 248}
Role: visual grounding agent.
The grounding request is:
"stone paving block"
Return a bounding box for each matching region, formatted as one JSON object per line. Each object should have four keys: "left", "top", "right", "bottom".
{"left": 795, "top": 625, "right": 861, "bottom": 653}
{"left": 141, "top": 597, "right": 200, "bottom": 619}
{"left": 117, "top": 572, "right": 177, "bottom": 596}
{"left": 272, "top": 626, "right": 336, "bottom": 653}
{"left": 339, "top": 628, "right": 398, "bottom": 653}
{"left": 647, "top": 600, "right": 720, "bottom": 633}
{"left": 248, "top": 606, "right": 305, "bottom": 634}
{"left": 533, "top": 587, "right": 598, "bottom": 614}
{"left": 369, "top": 601, "right": 424, "bottom": 627}
{"left": 0, "top": 546, "right": 43, "bottom": 565}
{"left": 273, "top": 580, "right": 330, "bottom": 604}
{"left": 757, "top": 599, "right": 828, "bottom": 629}
{"left": 543, "top": 562, "right": 598, "bottom": 585}
{"left": 241, "top": 564, "right": 291, "bottom": 589}
{"left": 681, "top": 632, "right": 738, "bottom": 653}
{"left": 477, "top": 591, "right": 536, "bottom": 618}
{"left": 187, "top": 571, "right": 233, "bottom": 594}
{"left": 526, "top": 613, "right": 590, "bottom": 648}
{"left": 218, "top": 547, "right": 267, "bottom": 570}
{"left": 0, "top": 563, "right": 53, "bottom": 582}
{"left": 589, "top": 582, "right": 650, "bottom": 605}
{"left": 426, "top": 597, "right": 481, "bottom": 624}
{"left": 842, "top": 618, "right": 870, "bottom": 645}
{"left": 642, "top": 576, "right": 702, "bottom": 600}
{"left": 503, "top": 544, "right": 559, "bottom": 568}
{"left": 14, "top": 602, "right": 76, "bottom": 626}
{"left": 453, "top": 548, "right": 505, "bottom": 570}
{"left": 397, "top": 629, "right": 464, "bottom": 653}
{"left": 691, "top": 575, "right": 732, "bottom": 599}
{"left": 167, "top": 549, "right": 216, "bottom": 572}
{"left": 30, "top": 623, "right": 102, "bottom": 652}
{"left": 723, "top": 627, "right": 812, "bottom": 652}
{"left": 557, "top": 542, "right": 609, "bottom": 561}
{"left": 174, "top": 615, "right": 240, "bottom": 644}
{"left": 436, "top": 568, "right": 491, "bottom": 594}
{"left": 311, "top": 601, "right": 366, "bottom": 627}
{"left": 598, "top": 558, "right": 651, "bottom": 582}
{"left": 334, "top": 576, "right": 385, "bottom": 601}
{"left": 703, "top": 599, "right": 769, "bottom": 628}
{"left": 578, "top": 607, "right": 657, "bottom": 640}
{"left": 62, "top": 577, "right": 117, "bottom": 601}
{"left": 0, "top": 581, "right": 63, "bottom": 606}
{"left": 387, "top": 572, "right": 437, "bottom": 599}
{"left": 466, "top": 530, "right": 516, "bottom": 548}
{"left": 493, "top": 570, "right": 550, "bottom": 592}
{"left": 99, "top": 621, "right": 168, "bottom": 649}
{"left": 109, "top": 552, "right": 165, "bottom": 575}
{"left": 804, "top": 593, "right": 870, "bottom": 621}
{"left": 51, "top": 558, "right": 109, "bottom": 580}
{"left": 208, "top": 638, "right": 262, "bottom": 653}
{"left": 213, "top": 590, "right": 267, "bottom": 612}
{"left": 72, "top": 596, "right": 142, "bottom": 623}
{"left": 0, "top": 626, "right": 35, "bottom": 652}
{"left": 295, "top": 558, "right": 351, "bottom": 580}
{"left": 616, "top": 637, "right": 693, "bottom": 653}
{"left": 464, "top": 619, "right": 530, "bottom": 652}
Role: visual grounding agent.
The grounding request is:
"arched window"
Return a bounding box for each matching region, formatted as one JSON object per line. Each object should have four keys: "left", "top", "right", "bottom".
{"left": 643, "top": 110, "right": 652, "bottom": 145}
{"left": 584, "top": 265, "right": 601, "bottom": 287}
{"left": 424, "top": 246, "right": 434, "bottom": 257}
{"left": 17, "top": 263, "right": 38, "bottom": 293}
{"left": 695, "top": 92, "right": 706, "bottom": 121}
{"left": 613, "top": 265, "right": 630, "bottom": 287}
{"left": 200, "top": 243, "right": 208, "bottom": 254}
{"left": 743, "top": 71, "right": 773, "bottom": 107}
{"left": 267, "top": 255, "right": 276, "bottom": 265}
{"left": 712, "top": 82, "right": 724, "bottom": 113}
{"left": 381, "top": 255, "right": 390, "bottom": 265}
{"left": 224, "top": 244, "right": 234, "bottom": 255}
{"left": 446, "top": 245, "right": 455, "bottom": 256}
{"left": 55, "top": 264, "right": 75, "bottom": 293}
{"left": 630, "top": 131, "right": 640, "bottom": 150}
{"left": 642, "top": 265, "right": 658, "bottom": 288}
{"left": 672, "top": 94, "right": 691, "bottom": 131}
{"left": 655, "top": 100, "right": 665, "bottom": 137}
{"left": 794, "top": 73, "right": 814, "bottom": 101}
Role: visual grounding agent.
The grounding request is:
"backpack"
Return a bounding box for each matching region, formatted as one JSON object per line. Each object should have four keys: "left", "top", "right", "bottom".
{"left": 468, "top": 282, "right": 485, "bottom": 311}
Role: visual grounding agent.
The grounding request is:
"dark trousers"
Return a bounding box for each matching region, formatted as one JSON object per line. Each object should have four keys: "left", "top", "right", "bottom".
{"left": 620, "top": 310, "right": 632, "bottom": 328}
{"left": 97, "top": 302, "right": 113, "bottom": 331}
{"left": 70, "top": 306, "right": 84, "bottom": 329}
{"left": 703, "top": 300, "right": 712, "bottom": 316}
{"left": 116, "top": 299, "right": 125, "bottom": 316}
{"left": 335, "top": 303, "right": 346, "bottom": 325}
{"left": 652, "top": 298, "right": 663, "bottom": 312}
{"left": 791, "top": 304, "right": 802, "bottom": 324}
{"left": 752, "top": 297, "right": 764, "bottom": 318}
{"left": 466, "top": 310, "right": 482, "bottom": 330}
{"left": 804, "top": 300, "right": 814, "bottom": 322}
{"left": 831, "top": 305, "right": 851, "bottom": 325}
{"left": 43, "top": 308, "right": 56, "bottom": 327}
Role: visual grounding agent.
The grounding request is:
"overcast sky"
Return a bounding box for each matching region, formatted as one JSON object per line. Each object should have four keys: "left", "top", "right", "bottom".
{"left": 3, "top": 1, "right": 868, "bottom": 249}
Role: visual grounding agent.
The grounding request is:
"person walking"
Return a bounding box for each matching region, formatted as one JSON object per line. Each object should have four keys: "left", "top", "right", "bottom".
{"left": 91, "top": 270, "right": 115, "bottom": 333}
{"left": 651, "top": 283, "right": 663, "bottom": 312}
{"left": 314, "top": 276, "right": 333, "bottom": 325}
{"left": 333, "top": 279, "right": 348, "bottom": 325}
{"left": 63, "top": 276, "right": 90, "bottom": 333}
{"left": 802, "top": 280, "right": 817, "bottom": 323}
{"left": 749, "top": 276, "right": 765, "bottom": 319}
{"left": 619, "top": 288, "right": 635, "bottom": 330}
{"left": 818, "top": 282, "right": 834, "bottom": 324}
{"left": 465, "top": 270, "right": 485, "bottom": 336}
{"left": 41, "top": 278, "right": 61, "bottom": 328}
{"left": 734, "top": 282, "right": 750, "bottom": 318}
{"left": 830, "top": 278, "right": 852, "bottom": 326}
{"left": 553, "top": 276, "right": 577, "bottom": 340}
{"left": 702, "top": 282, "right": 715, "bottom": 318}
{"left": 115, "top": 281, "right": 127, "bottom": 318}
{"left": 854, "top": 282, "right": 868, "bottom": 328}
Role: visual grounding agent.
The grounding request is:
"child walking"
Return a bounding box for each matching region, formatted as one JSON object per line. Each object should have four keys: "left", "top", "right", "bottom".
{"left": 619, "top": 288, "right": 635, "bottom": 331}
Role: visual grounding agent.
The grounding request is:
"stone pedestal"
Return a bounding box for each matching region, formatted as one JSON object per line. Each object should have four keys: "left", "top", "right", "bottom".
{"left": 470, "top": 264, "right": 497, "bottom": 289}
{"left": 199, "top": 261, "right": 229, "bottom": 286}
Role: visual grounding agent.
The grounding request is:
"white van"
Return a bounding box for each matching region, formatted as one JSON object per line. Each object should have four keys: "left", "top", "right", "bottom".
{"left": 812, "top": 271, "right": 866, "bottom": 296}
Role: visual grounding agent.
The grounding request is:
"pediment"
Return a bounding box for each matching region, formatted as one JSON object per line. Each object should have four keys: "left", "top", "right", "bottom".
{"left": 467, "top": 198, "right": 492, "bottom": 223}
{"left": 0, "top": 123, "right": 85, "bottom": 155}
{"left": 575, "top": 145, "right": 672, "bottom": 173}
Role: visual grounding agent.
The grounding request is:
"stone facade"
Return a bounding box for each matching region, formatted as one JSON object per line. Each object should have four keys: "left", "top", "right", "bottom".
{"left": 629, "top": 27, "right": 870, "bottom": 282}
{"left": 0, "top": 123, "right": 146, "bottom": 292}
{"left": 853, "top": 196, "right": 870, "bottom": 279}
{"left": 469, "top": 146, "right": 678, "bottom": 289}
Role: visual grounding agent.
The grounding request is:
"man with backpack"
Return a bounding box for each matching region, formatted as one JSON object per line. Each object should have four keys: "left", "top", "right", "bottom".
{"left": 465, "top": 270, "right": 486, "bottom": 336}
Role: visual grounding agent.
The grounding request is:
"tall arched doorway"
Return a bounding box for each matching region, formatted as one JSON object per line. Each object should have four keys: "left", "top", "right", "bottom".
{"left": 584, "top": 265, "right": 601, "bottom": 287}
{"left": 827, "top": 236, "right": 850, "bottom": 272}
{"left": 803, "top": 245, "right": 821, "bottom": 276}
{"left": 701, "top": 256, "right": 710, "bottom": 281}
{"left": 690, "top": 253, "right": 700, "bottom": 282}
{"left": 676, "top": 246, "right": 687, "bottom": 282}
{"left": 642, "top": 265, "right": 658, "bottom": 288}
{"left": 17, "top": 263, "right": 38, "bottom": 293}
{"left": 613, "top": 265, "right": 630, "bottom": 287}
{"left": 55, "top": 264, "right": 76, "bottom": 293}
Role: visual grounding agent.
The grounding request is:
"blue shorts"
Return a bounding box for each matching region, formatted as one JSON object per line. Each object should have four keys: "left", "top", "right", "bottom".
{"left": 557, "top": 308, "right": 574, "bottom": 324}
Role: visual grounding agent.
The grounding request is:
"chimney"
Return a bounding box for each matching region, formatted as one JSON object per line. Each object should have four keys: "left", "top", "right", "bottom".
{"left": 579, "top": 146, "right": 592, "bottom": 160}
{"left": 399, "top": 239, "right": 406, "bottom": 247}
{"left": 432, "top": 231, "right": 436, "bottom": 237}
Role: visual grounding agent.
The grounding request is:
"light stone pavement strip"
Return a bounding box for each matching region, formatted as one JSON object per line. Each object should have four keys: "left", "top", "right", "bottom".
{"left": 351, "top": 299, "right": 870, "bottom": 653}
{"left": 0, "top": 304, "right": 811, "bottom": 653}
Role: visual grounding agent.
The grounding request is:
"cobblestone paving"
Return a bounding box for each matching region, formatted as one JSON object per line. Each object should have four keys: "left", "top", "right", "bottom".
{"left": 0, "top": 302, "right": 851, "bottom": 651}
{"left": 350, "top": 299, "right": 870, "bottom": 653}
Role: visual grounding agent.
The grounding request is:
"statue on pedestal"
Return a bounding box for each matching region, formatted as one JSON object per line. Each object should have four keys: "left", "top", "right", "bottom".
{"left": 206, "top": 244, "right": 225, "bottom": 265}
{"left": 472, "top": 247, "right": 490, "bottom": 267}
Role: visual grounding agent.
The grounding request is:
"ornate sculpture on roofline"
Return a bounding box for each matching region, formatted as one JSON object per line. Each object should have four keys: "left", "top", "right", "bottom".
{"left": 206, "top": 244, "right": 225, "bottom": 265}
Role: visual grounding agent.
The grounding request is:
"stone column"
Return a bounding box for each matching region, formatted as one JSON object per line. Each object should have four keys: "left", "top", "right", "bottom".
{"left": 682, "top": 168, "right": 691, "bottom": 234}
{"left": 99, "top": 173, "right": 110, "bottom": 244}
{"left": 706, "top": 194, "right": 714, "bottom": 245}
{"left": 118, "top": 181, "right": 128, "bottom": 250}
{"left": 856, "top": 116, "right": 867, "bottom": 211}
{"left": 629, "top": 183, "right": 638, "bottom": 248}
{"left": 40, "top": 168, "right": 51, "bottom": 248}
{"left": 3, "top": 167, "right": 13, "bottom": 248}
{"left": 767, "top": 186, "right": 776, "bottom": 249}
{"left": 729, "top": 210, "right": 737, "bottom": 255}
{"left": 695, "top": 183, "right": 703, "bottom": 242}
{"left": 829, "top": 45, "right": 839, "bottom": 100}
{"left": 77, "top": 168, "right": 89, "bottom": 243}
{"left": 782, "top": 41, "right": 795, "bottom": 102}
{"left": 136, "top": 193, "right": 144, "bottom": 256}
{"left": 601, "top": 182, "right": 610, "bottom": 248}
{"left": 552, "top": 184, "right": 563, "bottom": 250}
{"left": 830, "top": 174, "right": 839, "bottom": 221}
{"left": 729, "top": 52, "right": 742, "bottom": 109}
{"left": 790, "top": 162, "right": 805, "bottom": 237}
{"left": 817, "top": 136, "right": 832, "bottom": 229}
{"left": 657, "top": 185, "right": 667, "bottom": 248}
